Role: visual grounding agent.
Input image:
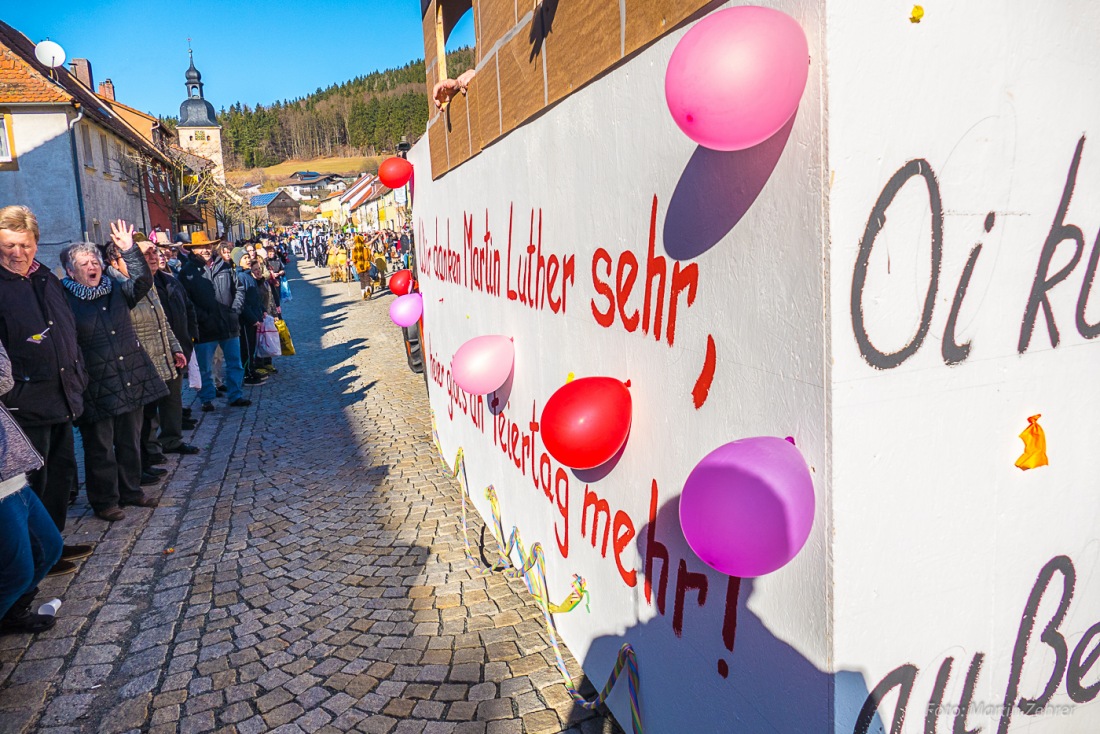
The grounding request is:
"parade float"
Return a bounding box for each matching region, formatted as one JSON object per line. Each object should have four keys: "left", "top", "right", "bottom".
{"left": 395, "top": 1, "right": 1100, "bottom": 731}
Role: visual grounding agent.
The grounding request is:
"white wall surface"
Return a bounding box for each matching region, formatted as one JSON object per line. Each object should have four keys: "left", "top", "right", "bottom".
{"left": 411, "top": 1, "right": 831, "bottom": 731}
{"left": 827, "top": 3, "right": 1100, "bottom": 732}
{"left": 0, "top": 107, "right": 82, "bottom": 266}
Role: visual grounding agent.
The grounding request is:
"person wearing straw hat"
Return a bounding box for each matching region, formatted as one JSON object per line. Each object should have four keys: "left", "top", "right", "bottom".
{"left": 176, "top": 231, "right": 249, "bottom": 412}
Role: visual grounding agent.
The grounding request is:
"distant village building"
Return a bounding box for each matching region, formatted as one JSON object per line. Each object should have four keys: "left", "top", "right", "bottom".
{"left": 279, "top": 172, "right": 347, "bottom": 201}
{"left": 250, "top": 190, "right": 300, "bottom": 225}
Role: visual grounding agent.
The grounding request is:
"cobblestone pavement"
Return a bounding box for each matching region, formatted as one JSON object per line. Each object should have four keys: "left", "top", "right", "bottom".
{"left": 0, "top": 261, "right": 621, "bottom": 734}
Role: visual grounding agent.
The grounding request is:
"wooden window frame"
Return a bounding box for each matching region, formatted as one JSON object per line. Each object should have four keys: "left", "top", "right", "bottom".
{"left": 0, "top": 111, "right": 15, "bottom": 166}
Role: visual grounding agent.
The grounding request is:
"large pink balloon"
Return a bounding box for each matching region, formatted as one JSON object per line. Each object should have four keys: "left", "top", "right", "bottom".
{"left": 665, "top": 7, "right": 809, "bottom": 151}
{"left": 389, "top": 293, "right": 423, "bottom": 328}
{"left": 680, "top": 437, "right": 814, "bottom": 577}
{"left": 451, "top": 335, "right": 514, "bottom": 395}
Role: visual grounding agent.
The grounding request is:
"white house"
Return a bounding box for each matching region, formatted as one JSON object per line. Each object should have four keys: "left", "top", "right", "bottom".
{"left": 0, "top": 22, "right": 170, "bottom": 266}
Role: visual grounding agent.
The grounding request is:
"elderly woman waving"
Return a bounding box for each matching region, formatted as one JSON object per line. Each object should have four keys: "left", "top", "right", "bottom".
{"left": 60, "top": 221, "right": 168, "bottom": 522}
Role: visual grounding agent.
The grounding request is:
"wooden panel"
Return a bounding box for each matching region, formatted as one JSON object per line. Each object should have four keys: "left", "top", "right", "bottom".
{"left": 478, "top": 0, "right": 517, "bottom": 54}
{"left": 423, "top": 1, "right": 441, "bottom": 101}
{"left": 496, "top": 21, "right": 546, "bottom": 137}
{"left": 474, "top": 59, "right": 502, "bottom": 147}
{"left": 623, "top": 0, "right": 711, "bottom": 56}
{"left": 444, "top": 89, "right": 473, "bottom": 168}
{"left": 464, "top": 72, "right": 486, "bottom": 151}
{"left": 544, "top": 0, "right": 621, "bottom": 104}
{"left": 429, "top": 116, "right": 449, "bottom": 179}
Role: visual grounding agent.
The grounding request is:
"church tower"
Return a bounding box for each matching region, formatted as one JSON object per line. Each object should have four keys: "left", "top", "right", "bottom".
{"left": 176, "top": 50, "right": 225, "bottom": 184}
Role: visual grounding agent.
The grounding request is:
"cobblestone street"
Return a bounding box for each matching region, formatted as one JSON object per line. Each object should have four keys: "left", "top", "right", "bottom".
{"left": 0, "top": 261, "right": 619, "bottom": 734}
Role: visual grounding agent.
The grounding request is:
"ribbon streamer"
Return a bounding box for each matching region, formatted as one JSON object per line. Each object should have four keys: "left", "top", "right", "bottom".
{"left": 430, "top": 415, "right": 644, "bottom": 733}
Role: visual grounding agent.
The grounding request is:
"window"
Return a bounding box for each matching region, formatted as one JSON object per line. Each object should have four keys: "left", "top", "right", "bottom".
{"left": 99, "top": 133, "right": 109, "bottom": 172}
{"left": 0, "top": 112, "right": 13, "bottom": 163}
{"left": 81, "top": 124, "right": 93, "bottom": 164}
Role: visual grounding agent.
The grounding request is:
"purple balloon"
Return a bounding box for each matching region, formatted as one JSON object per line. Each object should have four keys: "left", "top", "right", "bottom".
{"left": 389, "top": 293, "right": 423, "bottom": 328}
{"left": 451, "top": 335, "right": 514, "bottom": 395}
{"left": 680, "top": 436, "right": 814, "bottom": 577}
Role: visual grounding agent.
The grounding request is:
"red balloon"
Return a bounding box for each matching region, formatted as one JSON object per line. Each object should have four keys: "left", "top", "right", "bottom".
{"left": 378, "top": 157, "right": 413, "bottom": 189}
{"left": 389, "top": 269, "right": 413, "bottom": 296}
{"left": 541, "top": 377, "right": 632, "bottom": 470}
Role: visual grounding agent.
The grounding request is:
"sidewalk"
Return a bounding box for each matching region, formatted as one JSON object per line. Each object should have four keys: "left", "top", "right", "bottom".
{"left": 0, "top": 260, "right": 620, "bottom": 734}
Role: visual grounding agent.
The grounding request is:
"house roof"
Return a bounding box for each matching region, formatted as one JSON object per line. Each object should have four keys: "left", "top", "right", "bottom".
{"left": 343, "top": 175, "right": 385, "bottom": 210}
{"left": 250, "top": 192, "right": 281, "bottom": 208}
{"left": 0, "top": 20, "right": 169, "bottom": 166}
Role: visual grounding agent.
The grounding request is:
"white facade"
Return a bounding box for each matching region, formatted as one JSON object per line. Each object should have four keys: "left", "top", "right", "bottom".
{"left": 411, "top": 2, "right": 1100, "bottom": 732}
{"left": 0, "top": 104, "right": 148, "bottom": 267}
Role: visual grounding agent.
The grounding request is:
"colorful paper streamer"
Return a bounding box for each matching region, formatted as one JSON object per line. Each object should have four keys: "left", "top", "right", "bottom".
{"left": 430, "top": 415, "right": 644, "bottom": 733}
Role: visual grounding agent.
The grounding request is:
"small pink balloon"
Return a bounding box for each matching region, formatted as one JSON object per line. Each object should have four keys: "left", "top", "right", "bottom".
{"left": 451, "top": 335, "right": 514, "bottom": 395}
{"left": 665, "top": 6, "right": 809, "bottom": 151}
{"left": 680, "top": 436, "right": 814, "bottom": 577}
{"left": 389, "top": 293, "right": 423, "bottom": 328}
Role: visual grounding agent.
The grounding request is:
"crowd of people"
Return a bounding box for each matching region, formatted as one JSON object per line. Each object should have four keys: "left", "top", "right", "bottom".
{"left": 0, "top": 205, "right": 293, "bottom": 636}
{"left": 298, "top": 226, "right": 412, "bottom": 300}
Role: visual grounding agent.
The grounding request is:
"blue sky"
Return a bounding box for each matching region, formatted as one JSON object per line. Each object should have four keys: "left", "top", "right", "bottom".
{"left": 5, "top": 1, "right": 475, "bottom": 118}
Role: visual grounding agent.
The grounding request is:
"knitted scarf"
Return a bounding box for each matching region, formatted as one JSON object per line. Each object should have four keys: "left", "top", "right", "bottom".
{"left": 62, "top": 275, "right": 113, "bottom": 300}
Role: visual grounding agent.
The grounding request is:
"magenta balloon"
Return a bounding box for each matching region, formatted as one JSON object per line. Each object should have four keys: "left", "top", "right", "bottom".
{"left": 680, "top": 437, "right": 814, "bottom": 577}
{"left": 665, "top": 6, "right": 809, "bottom": 151}
{"left": 389, "top": 293, "right": 423, "bottom": 328}
{"left": 451, "top": 335, "right": 514, "bottom": 395}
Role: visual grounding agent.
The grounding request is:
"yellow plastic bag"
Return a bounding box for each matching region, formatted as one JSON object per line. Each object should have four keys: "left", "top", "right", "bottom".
{"left": 275, "top": 318, "right": 295, "bottom": 356}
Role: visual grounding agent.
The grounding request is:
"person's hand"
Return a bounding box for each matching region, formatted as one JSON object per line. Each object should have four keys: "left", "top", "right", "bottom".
{"left": 456, "top": 68, "right": 476, "bottom": 92}
{"left": 173, "top": 352, "right": 187, "bottom": 369}
{"left": 432, "top": 78, "right": 461, "bottom": 110}
{"left": 110, "top": 220, "right": 135, "bottom": 251}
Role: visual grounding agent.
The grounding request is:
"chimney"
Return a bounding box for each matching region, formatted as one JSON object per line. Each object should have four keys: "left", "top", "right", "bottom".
{"left": 97, "top": 79, "right": 115, "bottom": 101}
{"left": 70, "top": 59, "right": 93, "bottom": 90}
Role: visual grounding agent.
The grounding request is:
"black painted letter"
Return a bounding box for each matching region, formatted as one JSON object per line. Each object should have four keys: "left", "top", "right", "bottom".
{"left": 1019, "top": 136, "right": 1087, "bottom": 352}
{"left": 852, "top": 160, "right": 944, "bottom": 369}
{"left": 997, "top": 555, "right": 1076, "bottom": 733}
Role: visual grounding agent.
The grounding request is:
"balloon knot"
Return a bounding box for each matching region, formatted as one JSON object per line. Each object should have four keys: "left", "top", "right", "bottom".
{"left": 785, "top": 436, "right": 796, "bottom": 445}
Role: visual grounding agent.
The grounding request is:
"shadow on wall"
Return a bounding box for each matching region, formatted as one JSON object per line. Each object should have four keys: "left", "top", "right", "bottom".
{"left": 0, "top": 126, "right": 82, "bottom": 268}
{"left": 663, "top": 113, "right": 796, "bottom": 262}
{"left": 579, "top": 495, "right": 882, "bottom": 734}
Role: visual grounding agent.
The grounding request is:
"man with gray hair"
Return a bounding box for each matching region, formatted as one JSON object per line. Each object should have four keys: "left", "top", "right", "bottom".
{"left": 0, "top": 205, "right": 92, "bottom": 575}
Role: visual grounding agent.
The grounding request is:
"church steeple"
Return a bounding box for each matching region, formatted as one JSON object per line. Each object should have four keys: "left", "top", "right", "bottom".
{"left": 178, "top": 48, "right": 219, "bottom": 128}
{"left": 185, "top": 49, "right": 203, "bottom": 99}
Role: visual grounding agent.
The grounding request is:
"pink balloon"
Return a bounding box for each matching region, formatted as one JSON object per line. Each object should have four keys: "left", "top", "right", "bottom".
{"left": 451, "top": 335, "right": 514, "bottom": 395}
{"left": 680, "top": 437, "right": 814, "bottom": 577}
{"left": 665, "top": 6, "right": 809, "bottom": 151}
{"left": 389, "top": 293, "right": 423, "bottom": 328}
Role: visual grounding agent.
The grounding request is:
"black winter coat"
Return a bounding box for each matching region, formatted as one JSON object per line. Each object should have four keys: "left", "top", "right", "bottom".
{"left": 65, "top": 248, "right": 169, "bottom": 425}
{"left": 236, "top": 269, "right": 267, "bottom": 327}
{"left": 177, "top": 254, "right": 244, "bottom": 342}
{"left": 0, "top": 261, "right": 87, "bottom": 426}
{"left": 155, "top": 270, "right": 198, "bottom": 360}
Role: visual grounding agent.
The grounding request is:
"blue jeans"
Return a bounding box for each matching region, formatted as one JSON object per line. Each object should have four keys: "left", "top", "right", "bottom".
{"left": 0, "top": 485, "right": 63, "bottom": 620}
{"left": 194, "top": 338, "right": 245, "bottom": 403}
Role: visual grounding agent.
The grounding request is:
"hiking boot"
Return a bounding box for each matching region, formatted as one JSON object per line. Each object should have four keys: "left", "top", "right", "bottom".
{"left": 47, "top": 559, "right": 78, "bottom": 577}
{"left": 95, "top": 507, "right": 125, "bottom": 522}
{"left": 61, "top": 544, "right": 93, "bottom": 561}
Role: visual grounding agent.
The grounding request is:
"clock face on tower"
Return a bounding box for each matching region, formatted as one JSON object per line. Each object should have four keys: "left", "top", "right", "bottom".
{"left": 195, "top": 131, "right": 206, "bottom": 141}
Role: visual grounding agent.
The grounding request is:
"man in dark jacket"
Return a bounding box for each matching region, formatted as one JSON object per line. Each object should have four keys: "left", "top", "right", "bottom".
{"left": 176, "top": 232, "right": 249, "bottom": 411}
{"left": 0, "top": 206, "right": 92, "bottom": 574}
{"left": 231, "top": 248, "right": 268, "bottom": 385}
{"left": 138, "top": 240, "right": 200, "bottom": 462}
